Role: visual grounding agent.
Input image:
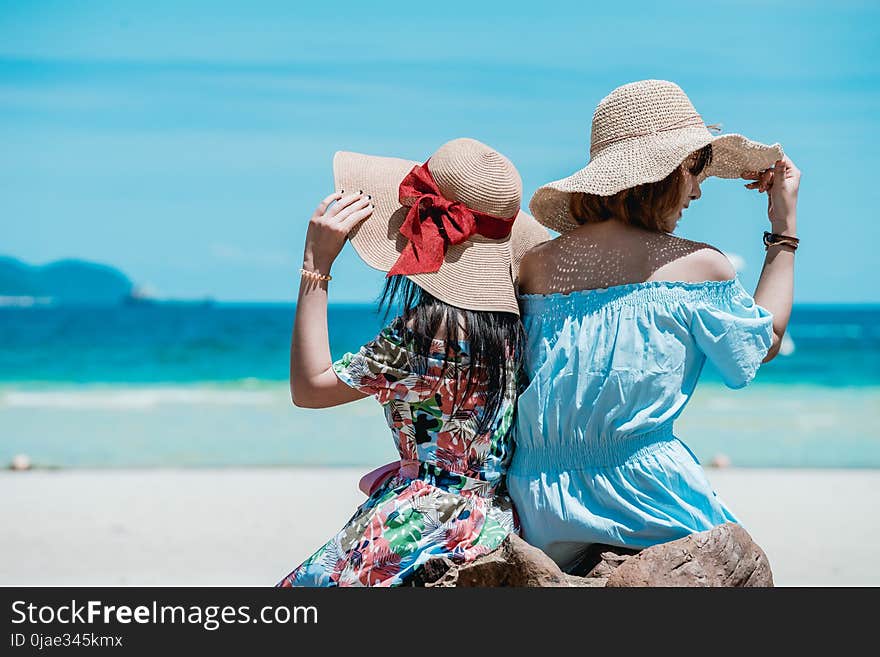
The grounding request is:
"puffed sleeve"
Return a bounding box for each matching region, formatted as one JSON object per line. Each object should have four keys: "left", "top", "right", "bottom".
{"left": 332, "top": 319, "right": 429, "bottom": 404}
{"left": 689, "top": 279, "right": 775, "bottom": 389}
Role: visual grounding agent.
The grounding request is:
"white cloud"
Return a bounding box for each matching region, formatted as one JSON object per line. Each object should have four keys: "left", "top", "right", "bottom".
{"left": 723, "top": 251, "right": 746, "bottom": 273}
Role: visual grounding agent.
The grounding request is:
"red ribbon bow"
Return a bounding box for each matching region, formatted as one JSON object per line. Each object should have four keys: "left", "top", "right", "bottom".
{"left": 387, "top": 161, "right": 517, "bottom": 277}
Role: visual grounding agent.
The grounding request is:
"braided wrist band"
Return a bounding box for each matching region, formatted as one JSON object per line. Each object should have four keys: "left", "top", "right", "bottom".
{"left": 763, "top": 231, "right": 800, "bottom": 252}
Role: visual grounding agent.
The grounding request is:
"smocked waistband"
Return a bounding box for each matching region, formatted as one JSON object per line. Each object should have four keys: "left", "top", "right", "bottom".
{"left": 509, "top": 423, "right": 678, "bottom": 473}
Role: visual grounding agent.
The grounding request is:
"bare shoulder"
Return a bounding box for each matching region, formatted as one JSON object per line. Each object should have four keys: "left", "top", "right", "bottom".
{"left": 521, "top": 234, "right": 560, "bottom": 261}
{"left": 651, "top": 235, "right": 736, "bottom": 283}
{"left": 682, "top": 245, "right": 737, "bottom": 282}
{"left": 516, "top": 238, "right": 559, "bottom": 292}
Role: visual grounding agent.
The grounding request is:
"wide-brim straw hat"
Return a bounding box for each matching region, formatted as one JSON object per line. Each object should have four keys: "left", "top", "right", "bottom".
{"left": 334, "top": 138, "right": 549, "bottom": 315}
{"left": 530, "top": 79, "right": 785, "bottom": 233}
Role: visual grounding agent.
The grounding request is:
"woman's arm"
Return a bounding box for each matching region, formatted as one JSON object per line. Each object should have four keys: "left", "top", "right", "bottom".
{"left": 744, "top": 156, "right": 801, "bottom": 363}
{"left": 290, "top": 191, "right": 374, "bottom": 408}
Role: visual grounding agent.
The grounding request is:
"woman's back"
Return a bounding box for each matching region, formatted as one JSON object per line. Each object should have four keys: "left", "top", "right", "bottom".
{"left": 517, "top": 221, "right": 734, "bottom": 295}
{"left": 508, "top": 226, "right": 776, "bottom": 571}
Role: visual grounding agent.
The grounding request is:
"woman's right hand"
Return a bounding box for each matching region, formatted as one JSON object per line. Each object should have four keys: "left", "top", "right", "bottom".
{"left": 302, "top": 191, "right": 373, "bottom": 274}
{"left": 743, "top": 155, "right": 801, "bottom": 228}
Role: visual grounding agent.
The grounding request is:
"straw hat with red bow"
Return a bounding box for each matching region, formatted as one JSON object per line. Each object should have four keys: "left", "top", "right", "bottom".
{"left": 333, "top": 137, "right": 549, "bottom": 315}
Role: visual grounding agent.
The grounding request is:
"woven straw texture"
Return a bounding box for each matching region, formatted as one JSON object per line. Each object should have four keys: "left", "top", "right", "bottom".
{"left": 333, "top": 138, "right": 549, "bottom": 315}
{"left": 530, "top": 80, "right": 784, "bottom": 233}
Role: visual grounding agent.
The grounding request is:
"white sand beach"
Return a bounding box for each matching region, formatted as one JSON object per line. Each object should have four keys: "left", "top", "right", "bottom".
{"left": 2, "top": 467, "right": 878, "bottom": 587}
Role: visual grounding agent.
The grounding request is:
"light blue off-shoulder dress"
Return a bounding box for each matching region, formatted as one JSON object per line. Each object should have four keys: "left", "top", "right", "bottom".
{"left": 507, "top": 277, "right": 775, "bottom": 571}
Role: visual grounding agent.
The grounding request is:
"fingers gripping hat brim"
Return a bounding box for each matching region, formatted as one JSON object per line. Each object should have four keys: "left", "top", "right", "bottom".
{"left": 333, "top": 151, "right": 417, "bottom": 273}
{"left": 704, "top": 133, "right": 785, "bottom": 180}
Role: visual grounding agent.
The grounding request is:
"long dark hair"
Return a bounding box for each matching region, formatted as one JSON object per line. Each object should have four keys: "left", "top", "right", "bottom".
{"left": 378, "top": 275, "right": 525, "bottom": 434}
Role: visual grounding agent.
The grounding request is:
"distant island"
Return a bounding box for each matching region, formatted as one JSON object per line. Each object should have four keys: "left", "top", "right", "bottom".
{"left": 0, "top": 255, "right": 137, "bottom": 306}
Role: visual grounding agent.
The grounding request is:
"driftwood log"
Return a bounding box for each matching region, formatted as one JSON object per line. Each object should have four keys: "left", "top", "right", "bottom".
{"left": 409, "top": 523, "right": 773, "bottom": 587}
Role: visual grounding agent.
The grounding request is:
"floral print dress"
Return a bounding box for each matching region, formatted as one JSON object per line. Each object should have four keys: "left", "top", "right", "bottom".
{"left": 277, "top": 317, "right": 519, "bottom": 587}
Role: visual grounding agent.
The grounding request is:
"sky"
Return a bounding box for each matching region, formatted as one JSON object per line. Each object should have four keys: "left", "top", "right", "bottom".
{"left": 1, "top": 0, "right": 878, "bottom": 303}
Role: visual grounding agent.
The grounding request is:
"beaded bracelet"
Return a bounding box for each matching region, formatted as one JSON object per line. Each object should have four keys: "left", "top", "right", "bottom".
{"left": 300, "top": 267, "right": 332, "bottom": 282}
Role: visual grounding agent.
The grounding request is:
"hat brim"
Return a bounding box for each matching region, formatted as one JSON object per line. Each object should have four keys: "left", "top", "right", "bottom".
{"left": 333, "top": 151, "right": 549, "bottom": 315}
{"left": 528, "top": 127, "right": 784, "bottom": 233}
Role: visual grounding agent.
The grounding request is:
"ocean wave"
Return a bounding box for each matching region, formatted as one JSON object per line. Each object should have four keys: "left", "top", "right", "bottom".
{"left": 0, "top": 386, "right": 283, "bottom": 409}
{"left": 0, "top": 295, "right": 54, "bottom": 307}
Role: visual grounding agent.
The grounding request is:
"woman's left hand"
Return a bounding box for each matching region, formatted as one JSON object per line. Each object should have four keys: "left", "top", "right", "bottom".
{"left": 303, "top": 191, "right": 374, "bottom": 273}
{"left": 742, "top": 157, "right": 800, "bottom": 226}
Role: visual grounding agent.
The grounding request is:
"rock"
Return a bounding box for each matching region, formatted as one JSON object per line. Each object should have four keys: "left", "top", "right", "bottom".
{"left": 425, "top": 533, "right": 572, "bottom": 587}
{"left": 10, "top": 454, "right": 31, "bottom": 471}
{"left": 565, "top": 574, "right": 608, "bottom": 587}
{"left": 583, "top": 550, "right": 637, "bottom": 579}
{"left": 559, "top": 541, "right": 642, "bottom": 578}
{"left": 411, "top": 523, "right": 772, "bottom": 587}
{"left": 605, "top": 523, "right": 773, "bottom": 587}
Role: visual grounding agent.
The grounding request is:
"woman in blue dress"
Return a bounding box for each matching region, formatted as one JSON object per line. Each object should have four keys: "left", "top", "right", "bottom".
{"left": 508, "top": 79, "right": 801, "bottom": 573}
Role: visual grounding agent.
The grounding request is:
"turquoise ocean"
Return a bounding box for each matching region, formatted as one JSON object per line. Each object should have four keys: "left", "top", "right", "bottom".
{"left": 1, "top": 303, "right": 878, "bottom": 469}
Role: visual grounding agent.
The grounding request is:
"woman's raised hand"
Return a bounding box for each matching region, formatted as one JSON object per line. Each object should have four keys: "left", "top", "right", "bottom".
{"left": 742, "top": 155, "right": 801, "bottom": 227}
{"left": 303, "top": 191, "right": 373, "bottom": 273}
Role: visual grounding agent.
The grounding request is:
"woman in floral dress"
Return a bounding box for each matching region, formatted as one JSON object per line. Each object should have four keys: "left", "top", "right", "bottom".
{"left": 277, "top": 138, "right": 548, "bottom": 587}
